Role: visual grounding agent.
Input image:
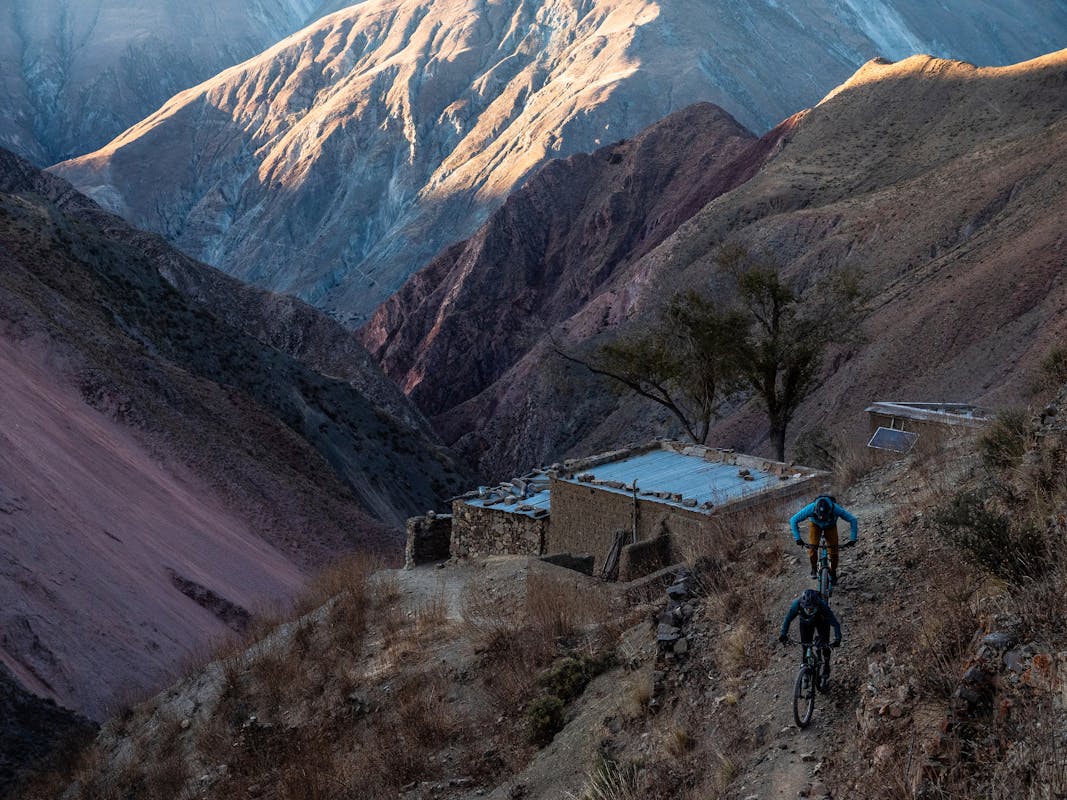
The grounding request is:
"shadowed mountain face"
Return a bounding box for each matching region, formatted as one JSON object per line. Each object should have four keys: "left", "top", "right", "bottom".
{"left": 0, "top": 148, "right": 465, "bottom": 720}
{"left": 365, "top": 51, "right": 1067, "bottom": 479}
{"left": 49, "top": 0, "right": 1067, "bottom": 326}
{"left": 360, "top": 102, "right": 787, "bottom": 425}
{"left": 0, "top": 0, "right": 353, "bottom": 166}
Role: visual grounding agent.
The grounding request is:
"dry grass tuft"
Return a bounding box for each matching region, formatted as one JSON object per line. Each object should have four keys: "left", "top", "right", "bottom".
{"left": 833, "top": 434, "right": 886, "bottom": 490}
{"left": 567, "top": 757, "right": 641, "bottom": 800}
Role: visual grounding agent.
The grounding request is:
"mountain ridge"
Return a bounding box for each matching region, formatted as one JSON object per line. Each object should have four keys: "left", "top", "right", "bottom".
{"left": 364, "top": 49, "right": 1067, "bottom": 478}
{"left": 50, "top": 0, "right": 1067, "bottom": 325}
{"left": 0, "top": 0, "right": 355, "bottom": 166}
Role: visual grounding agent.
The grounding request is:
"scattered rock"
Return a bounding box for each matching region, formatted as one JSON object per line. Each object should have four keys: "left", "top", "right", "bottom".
{"left": 982, "top": 631, "right": 1016, "bottom": 650}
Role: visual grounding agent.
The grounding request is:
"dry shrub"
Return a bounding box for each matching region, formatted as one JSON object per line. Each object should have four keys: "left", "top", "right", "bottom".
{"left": 833, "top": 434, "right": 886, "bottom": 489}
{"left": 567, "top": 757, "right": 640, "bottom": 800}
{"left": 624, "top": 673, "right": 653, "bottom": 719}
{"left": 1035, "top": 346, "right": 1067, "bottom": 394}
{"left": 665, "top": 726, "right": 694, "bottom": 757}
{"left": 371, "top": 570, "right": 402, "bottom": 607}
{"left": 14, "top": 741, "right": 108, "bottom": 800}
{"left": 716, "top": 623, "right": 758, "bottom": 681}
{"left": 1013, "top": 561, "right": 1067, "bottom": 648}
{"left": 349, "top": 672, "right": 461, "bottom": 794}
{"left": 689, "top": 507, "right": 771, "bottom": 592}
{"left": 298, "top": 552, "right": 378, "bottom": 614}
{"left": 526, "top": 571, "right": 609, "bottom": 645}
{"left": 979, "top": 408, "right": 1033, "bottom": 470}
{"left": 414, "top": 581, "right": 449, "bottom": 635}
{"left": 889, "top": 552, "right": 982, "bottom": 700}
{"left": 933, "top": 489, "right": 1049, "bottom": 582}
{"left": 524, "top": 571, "right": 584, "bottom": 644}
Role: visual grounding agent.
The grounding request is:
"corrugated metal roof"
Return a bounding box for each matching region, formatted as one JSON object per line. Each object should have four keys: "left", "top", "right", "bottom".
{"left": 561, "top": 449, "right": 793, "bottom": 512}
{"left": 463, "top": 479, "right": 551, "bottom": 518}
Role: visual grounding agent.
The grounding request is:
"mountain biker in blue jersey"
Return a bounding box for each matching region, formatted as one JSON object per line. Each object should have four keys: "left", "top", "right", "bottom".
{"left": 790, "top": 495, "right": 858, "bottom": 583}
{"left": 779, "top": 588, "right": 841, "bottom": 687}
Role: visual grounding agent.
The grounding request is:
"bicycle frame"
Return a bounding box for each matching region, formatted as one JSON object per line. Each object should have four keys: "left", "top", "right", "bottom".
{"left": 805, "top": 537, "right": 834, "bottom": 600}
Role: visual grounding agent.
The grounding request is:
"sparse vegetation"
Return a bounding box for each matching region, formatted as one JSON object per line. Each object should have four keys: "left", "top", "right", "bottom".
{"left": 978, "top": 407, "right": 1031, "bottom": 469}
{"left": 1037, "top": 346, "right": 1067, "bottom": 393}
{"left": 525, "top": 694, "right": 566, "bottom": 744}
{"left": 934, "top": 489, "right": 1047, "bottom": 581}
{"left": 568, "top": 757, "right": 641, "bottom": 800}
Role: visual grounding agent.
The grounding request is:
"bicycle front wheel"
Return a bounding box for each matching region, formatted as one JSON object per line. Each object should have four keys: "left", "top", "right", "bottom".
{"left": 818, "top": 567, "right": 831, "bottom": 600}
{"left": 793, "top": 666, "right": 816, "bottom": 728}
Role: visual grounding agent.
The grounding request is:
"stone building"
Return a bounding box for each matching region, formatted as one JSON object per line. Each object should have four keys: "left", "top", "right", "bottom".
{"left": 406, "top": 440, "right": 827, "bottom": 579}
{"left": 546, "top": 441, "right": 825, "bottom": 578}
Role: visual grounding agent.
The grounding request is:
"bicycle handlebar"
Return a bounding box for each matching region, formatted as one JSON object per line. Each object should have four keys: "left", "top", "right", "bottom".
{"left": 782, "top": 636, "right": 835, "bottom": 648}
{"left": 800, "top": 539, "right": 858, "bottom": 549}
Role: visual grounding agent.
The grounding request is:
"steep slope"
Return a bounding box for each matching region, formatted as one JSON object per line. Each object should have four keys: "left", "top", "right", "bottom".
{"left": 49, "top": 0, "right": 1067, "bottom": 325}
{"left": 360, "top": 102, "right": 785, "bottom": 422}
{"left": 0, "top": 147, "right": 464, "bottom": 720}
{"left": 0, "top": 665, "right": 95, "bottom": 797}
{"left": 371, "top": 50, "right": 1067, "bottom": 477}
{"left": 0, "top": 0, "right": 353, "bottom": 165}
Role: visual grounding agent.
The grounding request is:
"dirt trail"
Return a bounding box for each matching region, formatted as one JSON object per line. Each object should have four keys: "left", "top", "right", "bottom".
{"left": 732, "top": 466, "right": 907, "bottom": 799}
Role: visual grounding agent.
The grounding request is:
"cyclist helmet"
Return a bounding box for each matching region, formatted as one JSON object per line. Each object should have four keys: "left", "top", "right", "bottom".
{"left": 800, "top": 589, "right": 820, "bottom": 615}
{"left": 814, "top": 496, "right": 834, "bottom": 522}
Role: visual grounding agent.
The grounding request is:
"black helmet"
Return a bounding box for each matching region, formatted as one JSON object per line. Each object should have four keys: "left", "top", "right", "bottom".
{"left": 801, "top": 589, "right": 820, "bottom": 614}
{"left": 814, "top": 497, "right": 833, "bottom": 522}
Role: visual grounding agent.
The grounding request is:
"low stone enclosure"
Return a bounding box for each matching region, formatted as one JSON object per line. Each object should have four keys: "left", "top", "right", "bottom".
{"left": 406, "top": 440, "right": 827, "bottom": 579}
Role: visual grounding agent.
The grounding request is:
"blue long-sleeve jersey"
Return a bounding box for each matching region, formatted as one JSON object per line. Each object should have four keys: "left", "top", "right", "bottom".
{"left": 780, "top": 595, "right": 841, "bottom": 641}
{"left": 790, "top": 500, "right": 858, "bottom": 541}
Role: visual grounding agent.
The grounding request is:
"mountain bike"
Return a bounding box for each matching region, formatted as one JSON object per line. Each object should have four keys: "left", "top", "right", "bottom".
{"left": 804, "top": 537, "right": 856, "bottom": 600}
{"left": 787, "top": 635, "right": 831, "bottom": 728}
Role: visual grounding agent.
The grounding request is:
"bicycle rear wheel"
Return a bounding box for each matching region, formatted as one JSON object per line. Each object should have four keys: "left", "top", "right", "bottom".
{"left": 793, "top": 666, "right": 816, "bottom": 728}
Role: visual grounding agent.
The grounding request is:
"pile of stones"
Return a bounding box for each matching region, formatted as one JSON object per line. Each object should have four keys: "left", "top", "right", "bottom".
{"left": 650, "top": 568, "right": 698, "bottom": 709}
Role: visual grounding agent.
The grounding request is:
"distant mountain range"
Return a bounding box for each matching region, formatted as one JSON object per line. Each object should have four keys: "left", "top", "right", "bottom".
{"left": 50, "top": 0, "right": 1067, "bottom": 325}
{"left": 0, "top": 147, "right": 465, "bottom": 722}
{"left": 363, "top": 50, "right": 1067, "bottom": 477}
{"left": 0, "top": 0, "right": 354, "bottom": 165}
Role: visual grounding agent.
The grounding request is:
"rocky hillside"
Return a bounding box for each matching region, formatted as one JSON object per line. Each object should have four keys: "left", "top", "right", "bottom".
{"left": 18, "top": 404, "right": 1066, "bottom": 799}
{"left": 49, "top": 0, "right": 1067, "bottom": 325}
{"left": 371, "top": 49, "right": 1067, "bottom": 478}
{"left": 0, "top": 146, "right": 465, "bottom": 725}
{"left": 0, "top": 0, "right": 352, "bottom": 166}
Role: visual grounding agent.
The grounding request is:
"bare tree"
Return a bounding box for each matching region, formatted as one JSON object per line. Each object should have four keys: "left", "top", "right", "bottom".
{"left": 719, "top": 245, "right": 865, "bottom": 460}
{"left": 559, "top": 246, "right": 864, "bottom": 460}
{"left": 555, "top": 291, "right": 744, "bottom": 444}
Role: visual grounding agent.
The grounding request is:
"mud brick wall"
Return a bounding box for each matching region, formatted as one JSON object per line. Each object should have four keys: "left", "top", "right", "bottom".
{"left": 404, "top": 514, "right": 454, "bottom": 568}
{"left": 547, "top": 479, "right": 712, "bottom": 572}
{"left": 450, "top": 500, "right": 548, "bottom": 558}
{"left": 619, "top": 535, "right": 671, "bottom": 581}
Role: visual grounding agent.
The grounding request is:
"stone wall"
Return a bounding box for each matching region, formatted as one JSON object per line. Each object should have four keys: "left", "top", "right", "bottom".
{"left": 619, "top": 535, "right": 671, "bottom": 581}
{"left": 450, "top": 500, "right": 548, "bottom": 558}
{"left": 404, "top": 513, "right": 453, "bottom": 568}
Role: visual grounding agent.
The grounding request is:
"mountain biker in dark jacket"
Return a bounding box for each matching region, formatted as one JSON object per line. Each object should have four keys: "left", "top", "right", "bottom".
{"left": 790, "top": 495, "right": 858, "bottom": 582}
{"left": 779, "top": 588, "right": 841, "bottom": 683}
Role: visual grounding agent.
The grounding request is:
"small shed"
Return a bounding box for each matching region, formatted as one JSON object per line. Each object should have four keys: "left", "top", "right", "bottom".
{"left": 865, "top": 402, "right": 989, "bottom": 435}
{"left": 448, "top": 473, "right": 552, "bottom": 559}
